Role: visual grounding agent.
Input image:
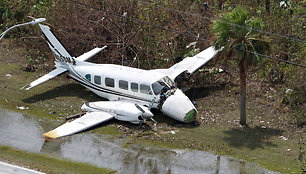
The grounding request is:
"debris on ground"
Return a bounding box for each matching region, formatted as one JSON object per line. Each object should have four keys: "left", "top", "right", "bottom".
{"left": 16, "top": 106, "right": 29, "bottom": 110}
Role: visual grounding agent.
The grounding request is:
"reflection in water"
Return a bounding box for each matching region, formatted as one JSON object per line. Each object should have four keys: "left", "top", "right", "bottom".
{"left": 0, "top": 109, "right": 45, "bottom": 152}
{"left": 216, "top": 156, "right": 221, "bottom": 174}
{"left": 0, "top": 108, "right": 278, "bottom": 174}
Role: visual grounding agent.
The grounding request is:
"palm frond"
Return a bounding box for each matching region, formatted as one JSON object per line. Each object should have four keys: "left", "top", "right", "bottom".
{"left": 211, "top": 6, "right": 270, "bottom": 67}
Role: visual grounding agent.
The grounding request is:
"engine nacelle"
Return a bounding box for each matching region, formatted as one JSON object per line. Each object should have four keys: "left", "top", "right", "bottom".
{"left": 81, "top": 101, "right": 153, "bottom": 124}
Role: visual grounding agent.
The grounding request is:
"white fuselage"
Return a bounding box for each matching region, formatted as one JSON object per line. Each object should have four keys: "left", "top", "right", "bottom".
{"left": 66, "top": 61, "right": 163, "bottom": 108}
{"left": 61, "top": 60, "right": 197, "bottom": 123}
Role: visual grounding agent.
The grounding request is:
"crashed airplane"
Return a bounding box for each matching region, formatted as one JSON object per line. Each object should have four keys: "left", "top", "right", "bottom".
{"left": 21, "top": 24, "right": 218, "bottom": 139}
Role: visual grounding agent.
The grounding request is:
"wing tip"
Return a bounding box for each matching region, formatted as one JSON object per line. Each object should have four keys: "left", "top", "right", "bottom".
{"left": 20, "top": 84, "right": 31, "bottom": 90}
{"left": 43, "top": 130, "right": 60, "bottom": 139}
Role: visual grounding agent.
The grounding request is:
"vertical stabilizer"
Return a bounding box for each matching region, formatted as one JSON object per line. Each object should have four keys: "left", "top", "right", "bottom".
{"left": 39, "top": 24, "right": 71, "bottom": 60}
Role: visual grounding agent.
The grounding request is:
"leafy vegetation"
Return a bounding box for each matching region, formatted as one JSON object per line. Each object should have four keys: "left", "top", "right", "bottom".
{"left": 0, "top": 0, "right": 305, "bottom": 173}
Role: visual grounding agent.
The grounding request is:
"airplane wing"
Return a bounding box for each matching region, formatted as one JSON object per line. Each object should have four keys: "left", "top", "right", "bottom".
{"left": 76, "top": 46, "right": 107, "bottom": 61}
{"left": 21, "top": 67, "right": 67, "bottom": 90}
{"left": 153, "top": 46, "right": 218, "bottom": 81}
{"left": 43, "top": 111, "right": 114, "bottom": 139}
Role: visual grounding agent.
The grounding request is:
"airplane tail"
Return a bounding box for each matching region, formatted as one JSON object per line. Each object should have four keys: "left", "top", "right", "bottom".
{"left": 39, "top": 24, "right": 71, "bottom": 61}
{"left": 21, "top": 24, "right": 70, "bottom": 90}
{"left": 21, "top": 24, "right": 107, "bottom": 90}
{"left": 39, "top": 24, "right": 107, "bottom": 65}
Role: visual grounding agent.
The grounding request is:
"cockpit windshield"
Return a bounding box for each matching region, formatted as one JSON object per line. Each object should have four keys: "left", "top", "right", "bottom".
{"left": 152, "top": 76, "right": 176, "bottom": 95}
{"left": 162, "top": 76, "right": 175, "bottom": 87}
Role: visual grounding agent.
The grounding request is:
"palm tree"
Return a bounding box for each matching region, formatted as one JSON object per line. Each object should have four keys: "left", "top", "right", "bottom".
{"left": 211, "top": 6, "right": 270, "bottom": 125}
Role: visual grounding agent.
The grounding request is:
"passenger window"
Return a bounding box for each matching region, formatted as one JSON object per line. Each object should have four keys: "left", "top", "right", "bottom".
{"left": 94, "top": 75, "right": 101, "bottom": 85}
{"left": 119, "top": 80, "right": 128, "bottom": 90}
{"left": 131, "top": 83, "right": 138, "bottom": 92}
{"left": 140, "top": 84, "right": 152, "bottom": 95}
{"left": 105, "top": 77, "right": 114, "bottom": 87}
{"left": 85, "top": 74, "right": 91, "bottom": 81}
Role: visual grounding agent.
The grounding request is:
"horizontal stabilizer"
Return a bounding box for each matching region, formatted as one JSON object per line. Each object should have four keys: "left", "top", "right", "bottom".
{"left": 43, "top": 111, "right": 114, "bottom": 139}
{"left": 21, "top": 67, "right": 67, "bottom": 90}
{"left": 76, "top": 46, "right": 107, "bottom": 61}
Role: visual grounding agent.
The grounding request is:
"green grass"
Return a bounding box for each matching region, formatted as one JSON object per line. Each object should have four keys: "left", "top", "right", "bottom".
{"left": 135, "top": 125, "right": 302, "bottom": 173}
{"left": 0, "top": 50, "right": 304, "bottom": 173}
{"left": 0, "top": 61, "right": 90, "bottom": 118}
{"left": 0, "top": 146, "right": 115, "bottom": 174}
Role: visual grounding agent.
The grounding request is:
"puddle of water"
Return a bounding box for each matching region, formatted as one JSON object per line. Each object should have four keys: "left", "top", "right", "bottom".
{"left": 0, "top": 108, "right": 279, "bottom": 174}
{"left": 0, "top": 109, "right": 45, "bottom": 153}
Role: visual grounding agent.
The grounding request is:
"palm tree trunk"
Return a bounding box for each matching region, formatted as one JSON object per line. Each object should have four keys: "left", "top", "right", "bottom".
{"left": 239, "top": 54, "right": 247, "bottom": 125}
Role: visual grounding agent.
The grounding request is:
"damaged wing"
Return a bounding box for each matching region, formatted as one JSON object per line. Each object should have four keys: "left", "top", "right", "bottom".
{"left": 43, "top": 111, "right": 113, "bottom": 139}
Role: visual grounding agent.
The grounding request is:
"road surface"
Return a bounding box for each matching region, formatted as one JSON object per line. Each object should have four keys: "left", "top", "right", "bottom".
{"left": 0, "top": 161, "right": 45, "bottom": 174}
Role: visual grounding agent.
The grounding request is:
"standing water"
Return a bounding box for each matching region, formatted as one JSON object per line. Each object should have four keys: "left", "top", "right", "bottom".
{"left": 0, "top": 108, "right": 278, "bottom": 174}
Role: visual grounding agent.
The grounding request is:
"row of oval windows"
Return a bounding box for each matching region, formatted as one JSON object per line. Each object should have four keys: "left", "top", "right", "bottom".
{"left": 85, "top": 74, "right": 153, "bottom": 95}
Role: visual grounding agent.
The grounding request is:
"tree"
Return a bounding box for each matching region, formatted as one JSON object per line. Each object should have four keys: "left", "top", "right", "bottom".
{"left": 211, "top": 6, "right": 270, "bottom": 125}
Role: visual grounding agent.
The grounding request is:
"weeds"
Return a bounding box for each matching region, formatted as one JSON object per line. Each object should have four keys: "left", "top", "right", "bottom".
{"left": 298, "top": 137, "right": 305, "bottom": 172}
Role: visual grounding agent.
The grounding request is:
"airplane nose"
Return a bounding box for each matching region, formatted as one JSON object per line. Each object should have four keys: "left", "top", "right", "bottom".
{"left": 185, "top": 109, "right": 197, "bottom": 122}
{"left": 161, "top": 89, "right": 197, "bottom": 123}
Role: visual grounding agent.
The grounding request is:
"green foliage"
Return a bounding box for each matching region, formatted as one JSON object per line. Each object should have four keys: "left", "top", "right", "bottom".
{"left": 211, "top": 6, "right": 269, "bottom": 66}
{"left": 283, "top": 89, "right": 305, "bottom": 127}
{"left": 211, "top": 6, "right": 271, "bottom": 125}
{"left": 25, "top": 55, "right": 33, "bottom": 65}
{"left": 184, "top": 48, "right": 200, "bottom": 58}
{"left": 0, "top": 0, "right": 55, "bottom": 35}
{"left": 279, "top": 65, "right": 306, "bottom": 127}
{"left": 257, "top": 0, "right": 305, "bottom": 85}
{"left": 298, "top": 137, "right": 304, "bottom": 164}
{"left": 258, "top": 61, "right": 288, "bottom": 84}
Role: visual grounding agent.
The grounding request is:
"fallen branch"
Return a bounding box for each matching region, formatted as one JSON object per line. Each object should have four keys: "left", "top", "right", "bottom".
{"left": 65, "top": 112, "right": 85, "bottom": 120}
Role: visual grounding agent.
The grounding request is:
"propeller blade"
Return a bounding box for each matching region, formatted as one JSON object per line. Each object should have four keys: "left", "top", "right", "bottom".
{"left": 148, "top": 98, "right": 156, "bottom": 110}
{"left": 150, "top": 117, "right": 157, "bottom": 124}
{"left": 135, "top": 104, "right": 145, "bottom": 113}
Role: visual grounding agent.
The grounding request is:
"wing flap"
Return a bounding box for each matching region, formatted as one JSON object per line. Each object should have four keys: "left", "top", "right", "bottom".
{"left": 43, "top": 111, "right": 114, "bottom": 139}
{"left": 21, "top": 67, "right": 67, "bottom": 90}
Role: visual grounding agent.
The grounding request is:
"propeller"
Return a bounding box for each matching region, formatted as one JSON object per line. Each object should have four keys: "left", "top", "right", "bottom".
{"left": 135, "top": 104, "right": 145, "bottom": 113}
{"left": 135, "top": 103, "right": 145, "bottom": 124}
{"left": 148, "top": 98, "right": 157, "bottom": 124}
{"left": 148, "top": 98, "right": 155, "bottom": 110}
{"left": 134, "top": 98, "right": 157, "bottom": 124}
